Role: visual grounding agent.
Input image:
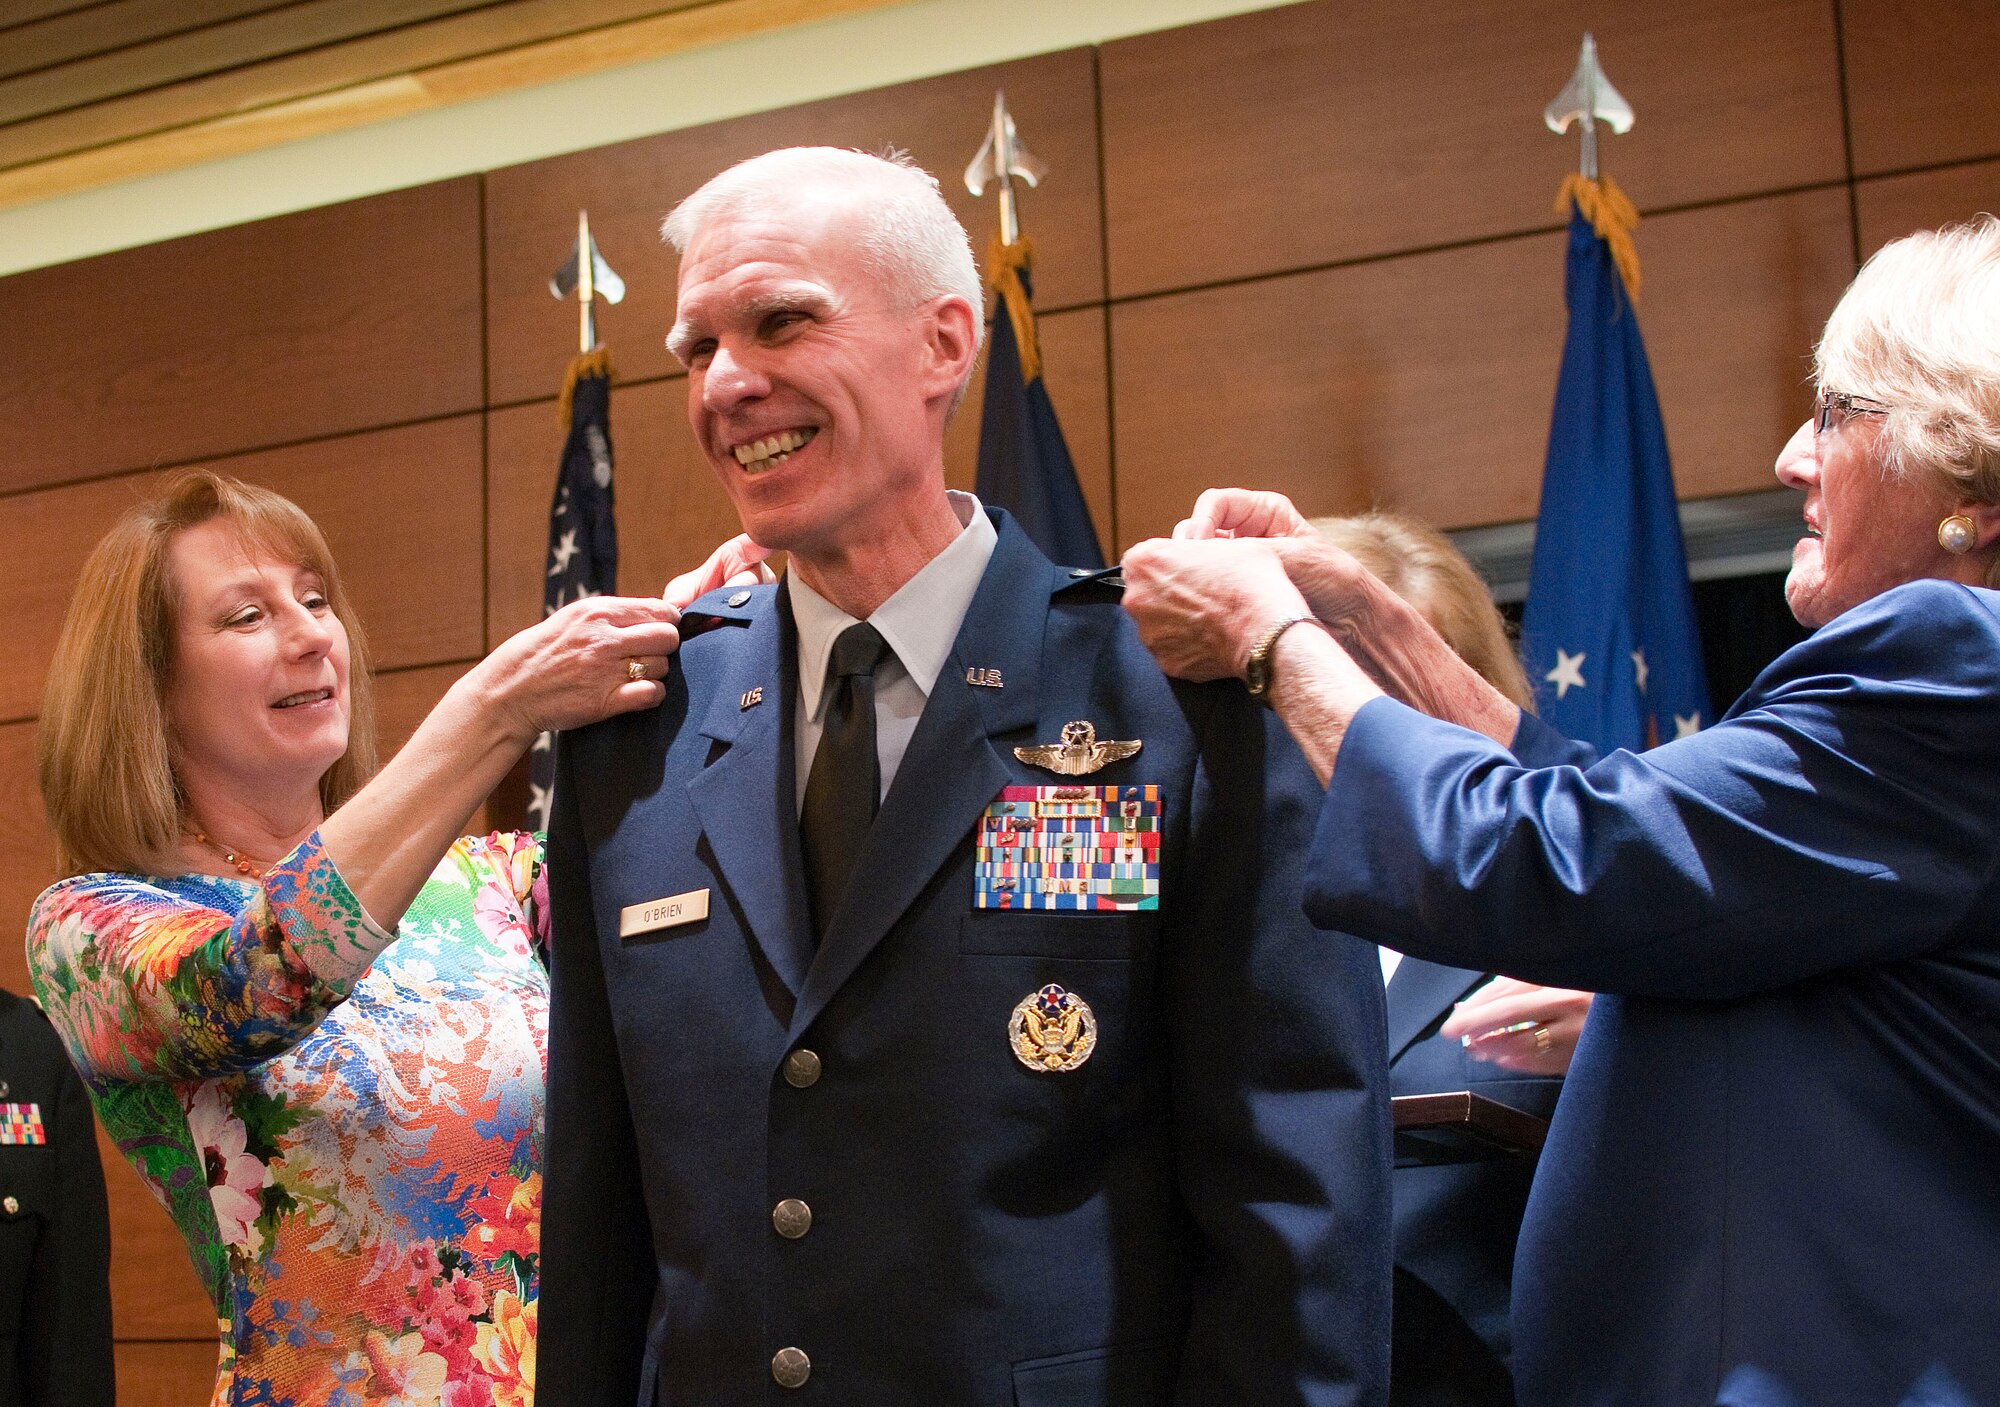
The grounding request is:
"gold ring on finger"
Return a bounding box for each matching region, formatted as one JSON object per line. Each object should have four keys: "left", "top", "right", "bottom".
{"left": 626, "top": 659, "right": 648, "bottom": 683}
{"left": 1533, "top": 1024, "right": 1553, "bottom": 1055}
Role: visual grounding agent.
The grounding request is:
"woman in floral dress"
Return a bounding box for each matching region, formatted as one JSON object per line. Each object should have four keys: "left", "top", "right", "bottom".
{"left": 26, "top": 471, "right": 753, "bottom": 1406}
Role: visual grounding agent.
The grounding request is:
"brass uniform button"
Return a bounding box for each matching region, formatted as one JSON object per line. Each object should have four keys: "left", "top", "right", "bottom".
{"left": 771, "top": 1346, "right": 811, "bottom": 1388}
{"left": 0, "top": 1080, "right": 10, "bottom": 1098}
{"left": 2, "top": 1197, "right": 16, "bottom": 1215}
{"left": 772, "top": 1198, "right": 813, "bottom": 1239}
{"left": 783, "top": 1049, "right": 821, "bottom": 1088}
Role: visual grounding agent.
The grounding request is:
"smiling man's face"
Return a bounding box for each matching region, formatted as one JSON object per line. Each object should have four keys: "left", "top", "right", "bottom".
{"left": 668, "top": 196, "right": 944, "bottom": 562}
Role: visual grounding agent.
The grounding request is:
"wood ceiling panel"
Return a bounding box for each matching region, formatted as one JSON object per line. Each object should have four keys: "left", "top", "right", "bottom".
{"left": 0, "top": 0, "right": 304, "bottom": 83}
{"left": 0, "top": 415, "right": 486, "bottom": 726}
{"left": 1099, "top": 0, "right": 1846, "bottom": 299}
{"left": 1855, "top": 158, "right": 2000, "bottom": 257}
{"left": 0, "top": 1, "right": 97, "bottom": 29}
{"left": 0, "top": 0, "right": 710, "bottom": 170}
{"left": 483, "top": 46, "right": 1103, "bottom": 407}
{"left": 0, "top": 0, "right": 498, "bottom": 126}
{"left": 1108, "top": 188, "right": 1852, "bottom": 550}
{"left": 1844, "top": 0, "right": 2000, "bottom": 177}
{"left": 0, "top": 178, "right": 482, "bottom": 493}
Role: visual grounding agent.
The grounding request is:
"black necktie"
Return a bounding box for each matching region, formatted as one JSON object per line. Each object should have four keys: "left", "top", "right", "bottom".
{"left": 800, "top": 622, "right": 892, "bottom": 942}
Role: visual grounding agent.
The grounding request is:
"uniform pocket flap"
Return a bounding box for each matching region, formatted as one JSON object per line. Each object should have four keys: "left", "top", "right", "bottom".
{"left": 960, "top": 909, "right": 1157, "bottom": 960}
{"left": 1012, "top": 1336, "right": 1178, "bottom": 1406}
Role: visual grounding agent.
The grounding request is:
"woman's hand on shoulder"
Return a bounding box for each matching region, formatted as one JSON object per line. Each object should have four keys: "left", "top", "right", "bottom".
{"left": 480, "top": 595, "right": 682, "bottom": 742}
{"left": 1172, "top": 487, "right": 1320, "bottom": 541}
{"left": 663, "top": 533, "right": 775, "bottom": 611}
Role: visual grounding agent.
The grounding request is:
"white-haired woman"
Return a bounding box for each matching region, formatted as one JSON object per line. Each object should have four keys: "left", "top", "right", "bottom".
{"left": 1120, "top": 215, "right": 2000, "bottom": 1405}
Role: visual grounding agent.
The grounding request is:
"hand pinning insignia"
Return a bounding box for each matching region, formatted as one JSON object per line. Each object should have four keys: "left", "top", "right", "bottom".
{"left": 1014, "top": 721, "right": 1141, "bottom": 777}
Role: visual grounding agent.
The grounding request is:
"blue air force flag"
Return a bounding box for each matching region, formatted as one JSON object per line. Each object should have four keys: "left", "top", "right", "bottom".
{"left": 528, "top": 348, "right": 619, "bottom": 831}
{"left": 1520, "top": 183, "right": 1710, "bottom": 752}
{"left": 976, "top": 237, "right": 1104, "bottom": 569}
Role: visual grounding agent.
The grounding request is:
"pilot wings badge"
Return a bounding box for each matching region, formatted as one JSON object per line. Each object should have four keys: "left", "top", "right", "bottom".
{"left": 1013, "top": 720, "right": 1141, "bottom": 777}
{"left": 1009, "top": 984, "right": 1098, "bottom": 1073}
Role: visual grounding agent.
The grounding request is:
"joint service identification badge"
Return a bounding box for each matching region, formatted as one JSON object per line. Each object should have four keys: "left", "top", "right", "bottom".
{"left": 1010, "top": 984, "right": 1097, "bottom": 1072}
{"left": 974, "top": 784, "right": 1161, "bottom": 910}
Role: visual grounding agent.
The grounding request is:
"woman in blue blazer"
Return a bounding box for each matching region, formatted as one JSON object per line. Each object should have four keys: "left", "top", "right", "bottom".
{"left": 1122, "top": 216, "right": 2000, "bottom": 1407}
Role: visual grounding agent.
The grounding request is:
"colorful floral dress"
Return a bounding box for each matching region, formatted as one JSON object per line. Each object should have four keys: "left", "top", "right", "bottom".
{"left": 27, "top": 831, "right": 547, "bottom": 1407}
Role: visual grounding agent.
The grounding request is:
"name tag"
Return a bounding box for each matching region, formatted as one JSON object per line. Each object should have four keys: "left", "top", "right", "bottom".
{"left": 619, "top": 889, "right": 710, "bottom": 938}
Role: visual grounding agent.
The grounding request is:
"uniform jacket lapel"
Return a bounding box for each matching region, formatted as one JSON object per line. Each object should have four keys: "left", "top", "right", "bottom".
{"left": 686, "top": 590, "right": 816, "bottom": 1001}
{"left": 790, "top": 516, "right": 1056, "bottom": 1039}
{"left": 1386, "top": 954, "right": 1489, "bottom": 1065}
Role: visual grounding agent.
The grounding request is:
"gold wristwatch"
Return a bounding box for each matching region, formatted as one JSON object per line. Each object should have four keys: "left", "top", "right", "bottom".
{"left": 1244, "top": 613, "right": 1317, "bottom": 706}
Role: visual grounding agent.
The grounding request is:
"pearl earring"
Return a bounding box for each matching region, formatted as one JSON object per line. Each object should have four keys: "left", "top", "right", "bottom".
{"left": 1938, "top": 514, "right": 1977, "bottom": 554}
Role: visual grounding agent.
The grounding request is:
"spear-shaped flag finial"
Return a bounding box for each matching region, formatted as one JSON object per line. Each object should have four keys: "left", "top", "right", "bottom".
{"left": 965, "top": 90, "right": 1047, "bottom": 245}
{"left": 550, "top": 210, "right": 626, "bottom": 354}
{"left": 1544, "top": 34, "right": 1634, "bottom": 182}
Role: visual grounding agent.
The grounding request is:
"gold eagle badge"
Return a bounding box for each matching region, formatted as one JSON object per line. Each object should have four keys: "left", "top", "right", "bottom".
{"left": 1013, "top": 720, "right": 1141, "bottom": 777}
{"left": 1009, "top": 984, "right": 1098, "bottom": 1073}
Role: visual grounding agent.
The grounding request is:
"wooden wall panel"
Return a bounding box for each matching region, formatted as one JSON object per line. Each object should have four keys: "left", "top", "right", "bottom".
{"left": 0, "top": 415, "right": 484, "bottom": 724}
{"left": 375, "top": 661, "right": 473, "bottom": 756}
{"left": 101, "top": 1119, "right": 215, "bottom": 1338}
{"left": 482, "top": 48, "right": 1104, "bottom": 407}
{"left": 1637, "top": 189, "right": 1854, "bottom": 497}
{"left": 0, "top": 179, "right": 483, "bottom": 495}
{"left": 1844, "top": 0, "right": 2000, "bottom": 177}
{"left": 0, "top": 722, "right": 51, "bottom": 997}
{"left": 116, "top": 1339, "right": 221, "bottom": 1406}
{"left": 1856, "top": 158, "right": 2000, "bottom": 257}
{"left": 486, "top": 382, "right": 742, "bottom": 642}
{"left": 1099, "top": 0, "right": 1845, "bottom": 299}
{"left": 1110, "top": 188, "right": 1852, "bottom": 547}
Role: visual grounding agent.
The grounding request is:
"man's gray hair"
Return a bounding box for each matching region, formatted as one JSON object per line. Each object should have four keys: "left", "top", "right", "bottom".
{"left": 663, "top": 148, "right": 985, "bottom": 391}
{"left": 1817, "top": 215, "right": 2000, "bottom": 586}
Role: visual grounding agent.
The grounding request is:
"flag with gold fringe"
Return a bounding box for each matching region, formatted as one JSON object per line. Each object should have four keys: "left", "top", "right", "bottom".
{"left": 976, "top": 236, "right": 1103, "bottom": 568}
{"left": 1519, "top": 176, "right": 1710, "bottom": 752}
{"left": 527, "top": 348, "right": 618, "bottom": 832}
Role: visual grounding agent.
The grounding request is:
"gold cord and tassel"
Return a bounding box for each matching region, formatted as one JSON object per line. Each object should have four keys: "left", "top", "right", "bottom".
{"left": 1556, "top": 171, "right": 1642, "bottom": 304}
{"left": 986, "top": 233, "right": 1043, "bottom": 384}
{"left": 557, "top": 345, "right": 615, "bottom": 430}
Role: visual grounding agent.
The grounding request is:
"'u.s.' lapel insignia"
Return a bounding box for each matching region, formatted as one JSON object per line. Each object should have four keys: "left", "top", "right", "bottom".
{"left": 740, "top": 686, "right": 764, "bottom": 710}
{"left": 1014, "top": 720, "right": 1141, "bottom": 777}
{"left": 965, "top": 666, "right": 1004, "bottom": 689}
{"left": 1009, "top": 984, "right": 1097, "bottom": 1073}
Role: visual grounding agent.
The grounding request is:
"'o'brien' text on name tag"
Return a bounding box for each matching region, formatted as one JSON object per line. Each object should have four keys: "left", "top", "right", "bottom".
{"left": 620, "top": 888, "right": 710, "bottom": 939}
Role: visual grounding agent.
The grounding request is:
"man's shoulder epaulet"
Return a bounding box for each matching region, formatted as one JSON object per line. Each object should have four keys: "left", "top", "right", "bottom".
{"left": 1052, "top": 565, "right": 1124, "bottom": 601}
{"left": 680, "top": 583, "right": 774, "bottom": 641}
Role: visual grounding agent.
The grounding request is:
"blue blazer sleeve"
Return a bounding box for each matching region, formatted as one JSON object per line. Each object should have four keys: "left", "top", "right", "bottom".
{"left": 1169, "top": 685, "right": 1392, "bottom": 1404}
{"left": 1304, "top": 580, "right": 2000, "bottom": 999}
{"left": 538, "top": 730, "right": 659, "bottom": 1407}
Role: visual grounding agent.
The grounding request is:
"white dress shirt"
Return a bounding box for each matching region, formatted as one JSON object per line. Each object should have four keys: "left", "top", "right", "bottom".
{"left": 789, "top": 490, "right": 998, "bottom": 813}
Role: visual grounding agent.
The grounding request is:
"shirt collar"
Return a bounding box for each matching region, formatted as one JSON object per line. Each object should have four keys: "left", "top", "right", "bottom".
{"left": 790, "top": 490, "right": 997, "bottom": 722}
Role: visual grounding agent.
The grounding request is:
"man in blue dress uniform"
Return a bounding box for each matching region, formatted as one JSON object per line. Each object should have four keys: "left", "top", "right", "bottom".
{"left": 538, "top": 147, "right": 1390, "bottom": 1406}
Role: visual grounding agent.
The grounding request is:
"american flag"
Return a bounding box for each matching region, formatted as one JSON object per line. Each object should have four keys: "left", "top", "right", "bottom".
{"left": 528, "top": 349, "right": 619, "bottom": 832}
